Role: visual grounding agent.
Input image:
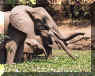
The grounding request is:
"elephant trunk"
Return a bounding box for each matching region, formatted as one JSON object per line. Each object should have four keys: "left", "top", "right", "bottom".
{"left": 50, "top": 30, "right": 76, "bottom": 60}
{"left": 25, "top": 38, "right": 48, "bottom": 59}
{"left": 55, "top": 37, "right": 76, "bottom": 60}
{"left": 63, "top": 32, "right": 85, "bottom": 42}
{"left": 50, "top": 28, "right": 85, "bottom": 59}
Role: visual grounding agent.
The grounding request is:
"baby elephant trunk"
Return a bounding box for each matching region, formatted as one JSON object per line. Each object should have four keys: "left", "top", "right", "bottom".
{"left": 24, "top": 38, "right": 47, "bottom": 59}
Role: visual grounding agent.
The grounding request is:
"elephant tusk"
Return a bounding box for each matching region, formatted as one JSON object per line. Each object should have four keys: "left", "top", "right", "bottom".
{"left": 56, "top": 39, "right": 76, "bottom": 60}
{"left": 48, "top": 30, "right": 62, "bottom": 49}
{"left": 51, "top": 31, "right": 76, "bottom": 60}
{"left": 55, "top": 40, "right": 62, "bottom": 49}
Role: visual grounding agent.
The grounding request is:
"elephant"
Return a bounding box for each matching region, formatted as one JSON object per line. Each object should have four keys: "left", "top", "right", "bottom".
{"left": 2, "top": 24, "right": 48, "bottom": 64}
{"left": 1, "top": 5, "right": 85, "bottom": 64}
{"left": 5, "top": 25, "right": 48, "bottom": 63}
{"left": 23, "top": 30, "right": 51, "bottom": 61}
{"left": 2, "top": 11, "right": 48, "bottom": 64}
{"left": 10, "top": 5, "right": 85, "bottom": 59}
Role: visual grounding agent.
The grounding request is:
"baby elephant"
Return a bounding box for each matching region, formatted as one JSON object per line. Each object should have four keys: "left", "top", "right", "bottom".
{"left": 23, "top": 37, "right": 47, "bottom": 61}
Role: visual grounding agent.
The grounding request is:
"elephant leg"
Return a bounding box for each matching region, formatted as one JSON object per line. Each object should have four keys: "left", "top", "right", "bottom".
{"left": 5, "top": 40, "right": 17, "bottom": 64}
{"left": 15, "top": 43, "right": 24, "bottom": 63}
{"left": 40, "top": 34, "right": 53, "bottom": 58}
{"left": 44, "top": 45, "right": 52, "bottom": 58}
{"left": 23, "top": 53, "right": 33, "bottom": 61}
{"left": 24, "top": 53, "right": 28, "bottom": 61}
{"left": 28, "top": 53, "right": 32, "bottom": 61}
{"left": 0, "top": 46, "right": 7, "bottom": 64}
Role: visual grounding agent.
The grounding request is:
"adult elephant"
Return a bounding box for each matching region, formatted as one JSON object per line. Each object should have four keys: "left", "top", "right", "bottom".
{"left": 2, "top": 10, "right": 48, "bottom": 64}
{"left": 0, "top": 11, "right": 48, "bottom": 64}
{"left": 10, "top": 5, "right": 84, "bottom": 60}
{"left": 2, "top": 5, "right": 84, "bottom": 64}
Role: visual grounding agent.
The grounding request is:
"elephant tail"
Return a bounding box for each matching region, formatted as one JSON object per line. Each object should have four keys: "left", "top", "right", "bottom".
{"left": 63, "top": 32, "right": 85, "bottom": 42}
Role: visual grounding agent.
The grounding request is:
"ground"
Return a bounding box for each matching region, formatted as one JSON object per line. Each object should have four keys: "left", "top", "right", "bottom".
{"left": 4, "top": 50, "right": 91, "bottom": 72}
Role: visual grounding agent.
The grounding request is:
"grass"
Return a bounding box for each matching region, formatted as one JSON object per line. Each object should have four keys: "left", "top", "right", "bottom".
{"left": 4, "top": 50, "right": 91, "bottom": 72}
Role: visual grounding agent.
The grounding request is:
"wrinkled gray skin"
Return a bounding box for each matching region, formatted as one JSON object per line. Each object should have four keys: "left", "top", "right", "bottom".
{"left": 3, "top": 5, "right": 84, "bottom": 64}
{"left": 4, "top": 11, "right": 48, "bottom": 64}
{"left": 10, "top": 5, "right": 84, "bottom": 60}
{"left": 5, "top": 26, "right": 26, "bottom": 64}
{"left": 1, "top": 10, "right": 48, "bottom": 64}
{"left": 5, "top": 26, "right": 47, "bottom": 63}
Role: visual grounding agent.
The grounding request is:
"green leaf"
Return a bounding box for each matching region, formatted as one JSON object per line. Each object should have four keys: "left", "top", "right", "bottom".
{"left": 30, "top": 0, "right": 36, "bottom": 4}
{"left": 0, "top": 64, "right": 4, "bottom": 76}
{"left": 19, "top": 0, "right": 26, "bottom": 4}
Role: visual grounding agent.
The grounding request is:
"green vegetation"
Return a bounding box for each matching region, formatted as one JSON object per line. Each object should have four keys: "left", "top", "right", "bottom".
{"left": 2, "top": 72, "right": 95, "bottom": 76}
{"left": 19, "top": 0, "right": 36, "bottom": 5}
{"left": 0, "top": 64, "right": 4, "bottom": 76}
{"left": 4, "top": 50, "right": 91, "bottom": 72}
{"left": 0, "top": 34, "right": 9, "bottom": 44}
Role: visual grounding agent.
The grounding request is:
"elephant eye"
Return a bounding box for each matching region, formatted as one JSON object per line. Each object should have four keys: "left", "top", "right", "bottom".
{"left": 35, "top": 19, "right": 49, "bottom": 30}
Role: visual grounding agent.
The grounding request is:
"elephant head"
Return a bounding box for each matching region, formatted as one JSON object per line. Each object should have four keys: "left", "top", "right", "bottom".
{"left": 29, "top": 7, "right": 85, "bottom": 59}
{"left": 4, "top": 5, "right": 85, "bottom": 62}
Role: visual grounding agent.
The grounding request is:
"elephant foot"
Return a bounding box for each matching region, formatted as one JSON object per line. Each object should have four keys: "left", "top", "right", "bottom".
{"left": 45, "top": 46, "right": 52, "bottom": 59}
{"left": 47, "top": 51, "right": 52, "bottom": 58}
{"left": 28, "top": 53, "right": 32, "bottom": 61}
{"left": 23, "top": 53, "right": 33, "bottom": 61}
{"left": 47, "top": 54, "right": 52, "bottom": 59}
{"left": 24, "top": 53, "right": 28, "bottom": 61}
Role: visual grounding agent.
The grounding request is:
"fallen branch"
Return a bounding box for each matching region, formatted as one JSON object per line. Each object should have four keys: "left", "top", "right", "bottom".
{"left": 67, "top": 36, "right": 90, "bottom": 44}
